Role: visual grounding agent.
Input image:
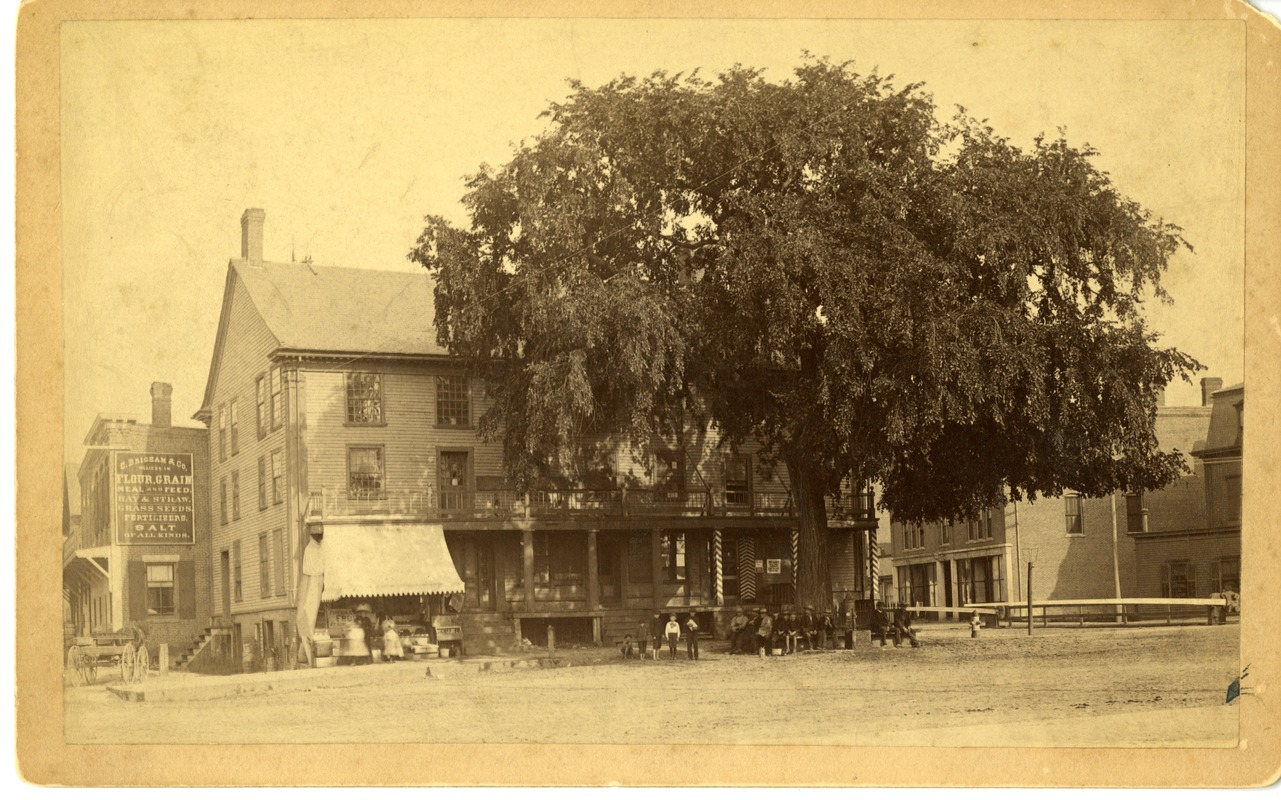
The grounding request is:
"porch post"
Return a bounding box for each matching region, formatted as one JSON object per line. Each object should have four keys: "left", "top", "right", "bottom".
{"left": 651, "top": 528, "right": 664, "bottom": 607}
{"left": 949, "top": 559, "right": 961, "bottom": 618}
{"left": 712, "top": 530, "right": 724, "bottom": 607}
{"left": 586, "top": 530, "right": 600, "bottom": 610}
{"left": 522, "top": 529, "right": 535, "bottom": 612}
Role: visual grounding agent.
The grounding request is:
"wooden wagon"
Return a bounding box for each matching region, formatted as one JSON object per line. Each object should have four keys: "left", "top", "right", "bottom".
{"left": 64, "top": 633, "right": 149, "bottom": 686}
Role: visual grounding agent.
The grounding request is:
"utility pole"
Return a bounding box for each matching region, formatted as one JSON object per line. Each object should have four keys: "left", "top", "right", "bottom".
{"left": 1026, "top": 561, "right": 1033, "bottom": 636}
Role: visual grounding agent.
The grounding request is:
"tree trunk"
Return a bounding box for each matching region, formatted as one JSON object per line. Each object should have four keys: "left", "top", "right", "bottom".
{"left": 786, "top": 456, "right": 831, "bottom": 611}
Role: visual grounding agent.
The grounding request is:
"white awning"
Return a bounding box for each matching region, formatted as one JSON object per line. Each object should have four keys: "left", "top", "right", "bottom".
{"left": 320, "top": 523, "right": 464, "bottom": 601}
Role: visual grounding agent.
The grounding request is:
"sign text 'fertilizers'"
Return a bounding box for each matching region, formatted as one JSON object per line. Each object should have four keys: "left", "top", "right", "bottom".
{"left": 114, "top": 453, "right": 195, "bottom": 544}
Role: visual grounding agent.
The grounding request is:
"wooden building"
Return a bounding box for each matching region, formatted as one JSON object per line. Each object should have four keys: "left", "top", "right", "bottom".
{"left": 199, "top": 210, "right": 881, "bottom": 658}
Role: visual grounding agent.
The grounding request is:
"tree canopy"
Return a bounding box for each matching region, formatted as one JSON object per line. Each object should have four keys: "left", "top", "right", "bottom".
{"left": 409, "top": 59, "right": 1201, "bottom": 605}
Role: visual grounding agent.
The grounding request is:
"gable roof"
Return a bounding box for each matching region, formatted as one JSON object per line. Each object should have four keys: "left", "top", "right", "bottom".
{"left": 196, "top": 258, "right": 446, "bottom": 421}
{"left": 234, "top": 259, "right": 446, "bottom": 357}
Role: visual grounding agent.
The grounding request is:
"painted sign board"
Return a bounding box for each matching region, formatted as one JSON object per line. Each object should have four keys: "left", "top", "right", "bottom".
{"left": 114, "top": 452, "right": 195, "bottom": 544}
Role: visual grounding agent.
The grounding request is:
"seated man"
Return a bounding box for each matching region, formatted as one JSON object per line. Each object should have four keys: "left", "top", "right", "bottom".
{"left": 893, "top": 605, "right": 920, "bottom": 648}
{"left": 620, "top": 634, "right": 636, "bottom": 659}
{"left": 801, "top": 605, "right": 819, "bottom": 652}
{"left": 871, "top": 602, "right": 890, "bottom": 647}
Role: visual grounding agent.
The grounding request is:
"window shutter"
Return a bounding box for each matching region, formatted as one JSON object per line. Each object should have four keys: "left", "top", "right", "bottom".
{"left": 177, "top": 560, "right": 197, "bottom": 619}
{"left": 128, "top": 560, "right": 148, "bottom": 623}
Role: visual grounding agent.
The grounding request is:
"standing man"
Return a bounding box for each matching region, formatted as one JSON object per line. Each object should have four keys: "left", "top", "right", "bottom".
{"left": 755, "top": 607, "right": 774, "bottom": 658}
{"left": 684, "top": 612, "right": 701, "bottom": 661}
{"left": 728, "top": 606, "right": 750, "bottom": 655}
{"left": 650, "top": 611, "right": 666, "bottom": 660}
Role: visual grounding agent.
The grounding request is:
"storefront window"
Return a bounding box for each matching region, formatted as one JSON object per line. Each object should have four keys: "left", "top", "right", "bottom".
{"left": 1216, "top": 558, "right": 1239, "bottom": 593}
{"left": 146, "top": 564, "right": 175, "bottom": 616}
{"left": 1161, "top": 561, "right": 1196, "bottom": 598}
{"left": 660, "top": 533, "right": 687, "bottom": 581}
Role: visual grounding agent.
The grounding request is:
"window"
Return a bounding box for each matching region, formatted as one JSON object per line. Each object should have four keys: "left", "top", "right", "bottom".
{"left": 1126, "top": 493, "right": 1145, "bottom": 533}
{"left": 232, "top": 540, "right": 243, "bottom": 602}
{"left": 979, "top": 508, "right": 996, "bottom": 539}
{"left": 257, "top": 456, "right": 267, "bottom": 510}
{"left": 941, "top": 520, "right": 953, "bottom": 545}
{"left": 259, "top": 532, "right": 271, "bottom": 598}
{"left": 903, "top": 523, "right": 924, "bottom": 550}
{"left": 345, "top": 373, "right": 384, "bottom": 424}
{"left": 231, "top": 470, "right": 241, "bottom": 520}
{"left": 966, "top": 516, "right": 978, "bottom": 542}
{"left": 725, "top": 456, "right": 750, "bottom": 507}
{"left": 230, "top": 399, "right": 240, "bottom": 454}
{"left": 436, "top": 375, "right": 470, "bottom": 426}
{"left": 1224, "top": 475, "right": 1242, "bottom": 522}
{"left": 218, "top": 404, "right": 227, "bottom": 461}
{"left": 660, "top": 533, "right": 687, "bottom": 581}
{"left": 274, "top": 527, "right": 287, "bottom": 596}
{"left": 348, "top": 446, "right": 385, "bottom": 500}
{"left": 256, "top": 374, "right": 267, "bottom": 438}
{"left": 270, "top": 365, "right": 283, "bottom": 430}
{"left": 219, "top": 477, "right": 228, "bottom": 525}
{"left": 533, "top": 534, "right": 551, "bottom": 585}
{"left": 1161, "top": 561, "right": 1196, "bottom": 598}
{"left": 146, "top": 564, "right": 175, "bottom": 616}
{"left": 271, "top": 450, "right": 284, "bottom": 505}
{"left": 1064, "top": 494, "right": 1083, "bottom": 535}
{"left": 1216, "top": 557, "right": 1240, "bottom": 594}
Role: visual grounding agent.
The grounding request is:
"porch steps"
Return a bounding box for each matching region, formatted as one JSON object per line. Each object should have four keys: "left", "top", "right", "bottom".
{"left": 460, "top": 613, "right": 517, "bottom": 655}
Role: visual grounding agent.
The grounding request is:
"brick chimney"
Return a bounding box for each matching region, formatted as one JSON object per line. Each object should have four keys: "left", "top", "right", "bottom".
{"left": 1200, "top": 377, "right": 1223, "bottom": 406}
{"left": 240, "top": 208, "right": 265, "bottom": 262}
{"left": 151, "top": 382, "right": 173, "bottom": 428}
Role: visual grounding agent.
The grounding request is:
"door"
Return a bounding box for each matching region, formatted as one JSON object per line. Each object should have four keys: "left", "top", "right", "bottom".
{"left": 598, "top": 535, "right": 621, "bottom": 607}
{"left": 220, "top": 550, "right": 231, "bottom": 623}
{"left": 463, "top": 538, "right": 496, "bottom": 610}
{"left": 439, "top": 451, "right": 471, "bottom": 511}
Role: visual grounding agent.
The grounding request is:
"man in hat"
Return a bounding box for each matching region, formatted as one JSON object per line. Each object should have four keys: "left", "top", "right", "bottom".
{"left": 800, "top": 605, "right": 818, "bottom": 652}
{"left": 728, "top": 606, "right": 751, "bottom": 655}
{"left": 871, "top": 601, "right": 891, "bottom": 647}
{"left": 649, "top": 611, "right": 666, "bottom": 660}
{"left": 755, "top": 607, "right": 774, "bottom": 657}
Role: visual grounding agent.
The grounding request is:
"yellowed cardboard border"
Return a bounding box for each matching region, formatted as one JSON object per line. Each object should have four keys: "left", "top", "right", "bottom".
{"left": 17, "top": 0, "right": 1281, "bottom": 787}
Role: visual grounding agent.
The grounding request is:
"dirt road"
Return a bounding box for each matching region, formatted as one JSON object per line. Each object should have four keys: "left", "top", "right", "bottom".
{"left": 64, "top": 623, "right": 1241, "bottom": 747}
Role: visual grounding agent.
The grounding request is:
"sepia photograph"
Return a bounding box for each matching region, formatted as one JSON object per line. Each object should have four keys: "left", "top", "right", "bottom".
{"left": 15, "top": 0, "right": 1281, "bottom": 788}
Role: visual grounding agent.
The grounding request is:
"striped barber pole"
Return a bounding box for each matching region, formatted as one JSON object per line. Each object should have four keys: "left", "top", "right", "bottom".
{"left": 712, "top": 530, "right": 724, "bottom": 606}
{"left": 869, "top": 534, "right": 880, "bottom": 600}
{"left": 739, "top": 537, "right": 757, "bottom": 601}
{"left": 791, "top": 530, "right": 800, "bottom": 599}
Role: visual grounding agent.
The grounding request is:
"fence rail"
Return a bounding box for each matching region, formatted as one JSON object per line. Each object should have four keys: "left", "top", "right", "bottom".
{"left": 308, "top": 486, "right": 876, "bottom": 524}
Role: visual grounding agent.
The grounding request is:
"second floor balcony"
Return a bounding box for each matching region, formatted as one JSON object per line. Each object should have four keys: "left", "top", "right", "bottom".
{"left": 305, "top": 486, "right": 877, "bottom": 527}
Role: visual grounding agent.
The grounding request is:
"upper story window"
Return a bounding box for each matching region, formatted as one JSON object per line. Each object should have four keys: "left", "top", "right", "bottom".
{"left": 346, "top": 373, "right": 384, "bottom": 424}
{"left": 270, "top": 366, "right": 284, "bottom": 430}
{"left": 725, "top": 456, "right": 750, "bottom": 507}
{"left": 218, "top": 405, "right": 228, "bottom": 461}
{"left": 270, "top": 450, "right": 284, "bottom": 505}
{"left": 348, "top": 446, "right": 385, "bottom": 500}
{"left": 230, "top": 399, "right": 240, "bottom": 454}
{"left": 1126, "top": 493, "right": 1145, "bottom": 533}
{"left": 904, "top": 523, "right": 925, "bottom": 550}
{"left": 436, "top": 375, "right": 470, "bottom": 427}
{"left": 941, "top": 520, "right": 953, "bottom": 545}
{"left": 979, "top": 508, "right": 996, "bottom": 539}
{"left": 1224, "top": 475, "right": 1242, "bottom": 523}
{"left": 1064, "top": 493, "right": 1084, "bottom": 535}
{"left": 256, "top": 375, "right": 267, "bottom": 438}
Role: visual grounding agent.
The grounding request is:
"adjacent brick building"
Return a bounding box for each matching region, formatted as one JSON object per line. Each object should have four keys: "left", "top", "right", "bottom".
{"left": 62, "top": 383, "right": 214, "bottom": 665}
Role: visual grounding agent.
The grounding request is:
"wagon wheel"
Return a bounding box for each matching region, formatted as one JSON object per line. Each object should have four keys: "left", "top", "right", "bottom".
{"left": 64, "top": 646, "right": 83, "bottom": 687}
{"left": 81, "top": 653, "right": 97, "bottom": 686}
{"left": 133, "top": 644, "right": 149, "bottom": 683}
{"left": 119, "top": 644, "right": 135, "bottom": 683}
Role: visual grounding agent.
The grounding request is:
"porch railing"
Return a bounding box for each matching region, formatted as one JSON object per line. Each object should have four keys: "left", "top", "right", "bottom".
{"left": 307, "top": 486, "right": 875, "bottom": 523}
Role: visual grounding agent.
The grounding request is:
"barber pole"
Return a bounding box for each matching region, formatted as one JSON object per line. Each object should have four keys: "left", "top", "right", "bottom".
{"left": 791, "top": 530, "right": 799, "bottom": 593}
{"left": 739, "top": 538, "right": 757, "bottom": 601}
{"left": 713, "top": 530, "right": 724, "bottom": 606}
{"left": 871, "top": 532, "right": 881, "bottom": 596}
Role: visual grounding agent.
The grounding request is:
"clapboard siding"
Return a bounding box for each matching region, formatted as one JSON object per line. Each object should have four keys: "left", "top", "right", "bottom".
{"left": 209, "top": 269, "right": 291, "bottom": 617}
{"left": 302, "top": 367, "right": 507, "bottom": 498}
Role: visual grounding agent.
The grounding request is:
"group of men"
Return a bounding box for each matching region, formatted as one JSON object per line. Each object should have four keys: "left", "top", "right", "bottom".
{"left": 726, "top": 605, "right": 837, "bottom": 657}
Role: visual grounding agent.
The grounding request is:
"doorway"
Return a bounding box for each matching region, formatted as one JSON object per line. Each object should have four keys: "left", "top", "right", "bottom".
{"left": 220, "top": 549, "right": 231, "bottom": 623}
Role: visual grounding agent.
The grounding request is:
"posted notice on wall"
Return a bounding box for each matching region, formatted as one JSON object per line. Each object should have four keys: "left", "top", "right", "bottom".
{"left": 114, "top": 452, "right": 195, "bottom": 544}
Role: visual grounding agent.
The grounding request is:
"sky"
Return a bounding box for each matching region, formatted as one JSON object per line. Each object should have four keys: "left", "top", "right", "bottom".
{"left": 59, "top": 17, "right": 1246, "bottom": 465}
